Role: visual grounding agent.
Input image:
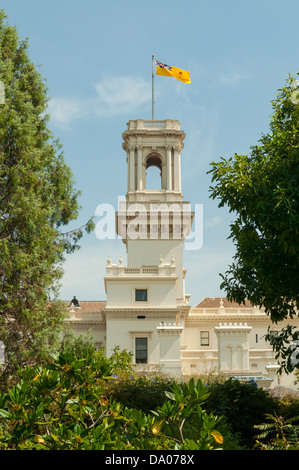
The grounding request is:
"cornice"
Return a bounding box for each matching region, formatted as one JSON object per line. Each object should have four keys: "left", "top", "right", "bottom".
{"left": 103, "top": 307, "right": 180, "bottom": 319}
{"left": 65, "top": 320, "right": 105, "bottom": 329}
{"left": 104, "top": 276, "right": 178, "bottom": 282}
{"left": 185, "top": 313, "right": 271, "bottom": 323}
{"left": 185, "top": 313, "right": 299, "bottom": 327}
{"left": 103, "top": 305, "right": 183, "bottom": 312}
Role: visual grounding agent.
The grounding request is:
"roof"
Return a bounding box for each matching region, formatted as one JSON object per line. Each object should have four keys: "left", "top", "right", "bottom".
{"left": 194, "top": 297, "right": 254, "bottom": 309}
{"left": 64, "top": 297, "right": 254, "bottom": 311}
{"left": 66, "top": 301, "right": 107, "bottom": 313}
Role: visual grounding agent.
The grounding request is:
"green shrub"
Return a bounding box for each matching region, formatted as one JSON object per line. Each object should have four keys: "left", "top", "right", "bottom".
{"left": 105, "top": 373, "right": 174, "bottom": 414}
{"left": 276, "top": 394, "right": 299, "bottom": 422}
{"left": 214, "top": 420, "right": 247, "bottom": 450}
{"left": 254, "top": 413, "right": 299, "bottom": 450}
{"left": 0, "top": 346, "right": 223, "bottom": 450}
{"left": 151, "top": 378, "right": 223, "bottom": 449}
{"left": 204, "top": 378, "right": 280, "bottom": 449}
{"left": 253, "top": 391, "right": 299, "bottom": 450}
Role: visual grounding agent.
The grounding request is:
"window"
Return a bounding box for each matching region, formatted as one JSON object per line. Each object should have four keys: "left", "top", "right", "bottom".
{"left": 200, "top": 331, "right": 209, "bottom": 346}
{"left": 135, "top": 338, "right": 148, "bottom": 363}
{"left": 135, "top": 289, "right": 147, "bottom": 301}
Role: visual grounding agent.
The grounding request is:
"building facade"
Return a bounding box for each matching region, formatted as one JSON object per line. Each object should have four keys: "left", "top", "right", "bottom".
{"left": 65, "top": 120, "right": 299, "bottom": 389}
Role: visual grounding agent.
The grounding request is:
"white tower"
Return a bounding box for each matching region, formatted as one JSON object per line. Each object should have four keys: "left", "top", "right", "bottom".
{"left": 103, "top": 119, "right": 193, "bottom": 377}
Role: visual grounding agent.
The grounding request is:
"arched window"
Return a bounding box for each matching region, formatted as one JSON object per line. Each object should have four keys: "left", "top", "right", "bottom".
{"left": 224, "top": 346, "right": 232, "bottom": 370}
{"left": 146, "top": 166, "right": 161, "bottom": 189}
{"left": 145, "top": 154, "right": 163, "bottom": 190}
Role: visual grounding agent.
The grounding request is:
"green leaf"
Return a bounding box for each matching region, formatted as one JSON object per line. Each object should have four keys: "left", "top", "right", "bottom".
{"left": 164, "top": 391, "right": 175, "bottom": 401}
{"left": 130, "top": 409, "right": 144, "bottom": 427}
{"left": 0, "top": 409, "right": 10, "bottom": 418}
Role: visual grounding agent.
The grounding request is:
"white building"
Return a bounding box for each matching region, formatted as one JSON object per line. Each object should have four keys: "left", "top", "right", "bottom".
{"left": 65, "top": 119, "right": 299, "bottom": 389}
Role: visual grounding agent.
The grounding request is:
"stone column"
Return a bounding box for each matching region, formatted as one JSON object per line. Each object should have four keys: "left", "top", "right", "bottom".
{"left": 142, "top": 160, "right": 146, "bottom": 190}
{"left": 137, "top": 145, "right": 143, "bottom": 190}
{"left": 128, "top": 146, "right": 135, "bottom": 191}
{"left": 173, "top": 146, "right": 181, "bottom": 192}
{"left": 157, "top": 322, "right": 183, "bottom": 378}
{"left": 166, "top": 146, "right": 172, "bottom": 190}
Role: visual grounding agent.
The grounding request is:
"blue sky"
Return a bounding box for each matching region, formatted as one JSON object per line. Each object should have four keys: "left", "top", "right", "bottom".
{"left": 1, "top": 0, "right": 298, "bottom": 305}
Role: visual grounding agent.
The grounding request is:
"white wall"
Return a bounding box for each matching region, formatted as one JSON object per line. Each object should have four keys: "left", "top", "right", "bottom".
{"left": 126, "top": 239, "right": 184, "bottom": 299}
{"left": 105, "top": 279, "right": 178, "bottom": 307}
{"left": 106, "top": 317, "right": 160, "bottom": 362}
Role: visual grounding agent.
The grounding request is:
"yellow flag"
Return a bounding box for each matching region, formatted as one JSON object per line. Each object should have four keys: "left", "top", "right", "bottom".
{"left": 155, "top": 60, "right": 191, "bottom": 84}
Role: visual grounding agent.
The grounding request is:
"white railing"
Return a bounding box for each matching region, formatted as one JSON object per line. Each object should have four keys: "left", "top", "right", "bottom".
{"left": 249, "top": 349, "right": 274, "bottom": 359}
{"left": 123, "top": 267, "right": 158, "bottom": 275}
{"left": 181, "top": 349, "right": 276, "bottom": 364}
{"left": 140, "top": 267, "right": 159, "bottom": 274}
{"left": 181, "top": 350, "right": 218, "bottom": 360}
{"left": 106, "top": 264, "right": 175, "bottom": 277}
{"left": 127, "top": 119, "right": 181, "bottom": 131}
{"left": 143, "top": 121, "right": 165, "bottom": 128}
{"left": 123, "top": 268, "right": 140, "bottom": 274}
{"left": 106, "top": 257, "right": 177, "bottom": 278}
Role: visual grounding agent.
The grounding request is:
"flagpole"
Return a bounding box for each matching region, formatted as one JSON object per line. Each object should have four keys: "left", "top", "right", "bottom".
{"left": 152, "top": 55, "right": 155, "bottom": 120}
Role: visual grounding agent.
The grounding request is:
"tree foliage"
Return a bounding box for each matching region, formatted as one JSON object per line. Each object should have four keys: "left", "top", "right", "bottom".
{"left": 0, "top": 10, "right": 93, "bottom": 385}
{"left": 209, "top": 73, "right": 299, "bottom": 370}
{"left": 254, "top": 413, "right": 299, "bottom": 450}
{"left": 0, "top": 345, "right": 223, "bottom": 450}
{"left": 204, "top": 378, "right": 279, "bottom": 448}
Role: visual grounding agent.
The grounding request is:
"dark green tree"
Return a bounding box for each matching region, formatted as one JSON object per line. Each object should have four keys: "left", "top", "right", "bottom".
{"left": 0, "top": 10, "right": 93, "bottom": 386}
{"left": 209, "top": 73, "right": 299, "bottom": 372}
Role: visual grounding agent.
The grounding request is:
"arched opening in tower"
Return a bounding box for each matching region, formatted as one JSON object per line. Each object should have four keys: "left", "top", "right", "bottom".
{"left": 146, "top": 154, "right": 162, "bottom": 189}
